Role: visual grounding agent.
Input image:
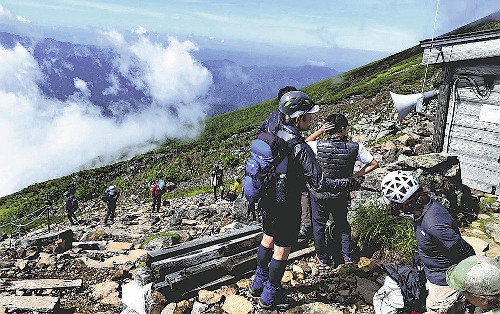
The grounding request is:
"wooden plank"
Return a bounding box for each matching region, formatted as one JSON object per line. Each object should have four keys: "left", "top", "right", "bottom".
{"left": 0, "top": 296, "right": 60, "bottom": 312}
{"left": 0, "top": 278, "right": 82, "bottom": 291}
{"left": 446, "top": 138, "right": 499, "bottom": 161}
{"left": 151, "top": 232, "right": 262, "bottom": 281}
{"left": 443, "top": 125, "right": 499, "bottom": 147}
{"left": 154, "top": 247, "right": 258, "bottom": 294}
{"left": 147, "top": 225, "right": 261, "bottom": 266}
{"left": 422, "top": 38, "right": 500, "bottom": 65}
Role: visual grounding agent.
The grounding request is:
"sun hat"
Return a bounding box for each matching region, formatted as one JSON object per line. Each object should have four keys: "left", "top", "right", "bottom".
{"left": 446, "top": 255, "right": 500, "bottom": 296}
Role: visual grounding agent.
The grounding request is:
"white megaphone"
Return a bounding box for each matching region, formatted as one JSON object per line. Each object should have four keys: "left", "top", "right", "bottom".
{"left": 390, "top": 90, "right": 438, "bottom": 120}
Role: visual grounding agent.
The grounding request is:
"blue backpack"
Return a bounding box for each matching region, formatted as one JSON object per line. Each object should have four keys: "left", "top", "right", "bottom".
{"left": 243, "top": 131, "right": 293, "bottom": 204}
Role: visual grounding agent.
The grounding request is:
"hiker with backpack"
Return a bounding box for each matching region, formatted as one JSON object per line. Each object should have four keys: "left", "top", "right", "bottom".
{"left": 102, "top": 185, "right": 119, "bottom": 225}
{"left": 64, "top": 191, "right": 80, "bottom": 225}
{"left": 381, "top": 171, "right": 475, "bottom": 314}
{"left": 305, "top": 113, "right": 379, "bottom": 266}
{"left": 151, "top": 179, "right": 167, "bottom": 213}
{"left": 211, "top": 161, "right": 224, "bottom": 201}
{"left": 244, "top": 90, "right": 361, "bottom": 310}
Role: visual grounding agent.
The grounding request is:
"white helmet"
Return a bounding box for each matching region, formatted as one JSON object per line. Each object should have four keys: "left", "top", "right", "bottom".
{"left": 381, "top": 171, "right": 420, "bottom": 203}
{"left": 109, "top": 185, "right": 115, "bottom": 190}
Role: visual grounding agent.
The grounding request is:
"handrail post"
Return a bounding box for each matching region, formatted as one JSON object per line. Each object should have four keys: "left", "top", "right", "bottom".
{"left": 47, "top": 206, "right": 51, "bottom": 233}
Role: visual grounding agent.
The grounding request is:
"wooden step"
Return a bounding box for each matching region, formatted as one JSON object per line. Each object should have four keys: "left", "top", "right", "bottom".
{"left": 0, "top": 278, "right": 82, "bottom": 291}
{"left": 0, "top": 295, "right": 60, "bottom": 312}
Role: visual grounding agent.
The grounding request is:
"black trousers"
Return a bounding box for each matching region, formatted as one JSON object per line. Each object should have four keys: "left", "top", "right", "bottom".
{"left": 152, "top": 195, "right": 161, "bottom": 212}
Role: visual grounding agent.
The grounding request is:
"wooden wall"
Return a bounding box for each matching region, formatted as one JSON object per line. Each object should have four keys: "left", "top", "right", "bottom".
{"left": 440, "top": 63, "right": 500, "bottom": 195}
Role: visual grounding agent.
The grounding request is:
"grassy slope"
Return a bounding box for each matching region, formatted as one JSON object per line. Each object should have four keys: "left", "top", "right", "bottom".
{"left": 1, "top": 14, "right": 499, "bottom": 233}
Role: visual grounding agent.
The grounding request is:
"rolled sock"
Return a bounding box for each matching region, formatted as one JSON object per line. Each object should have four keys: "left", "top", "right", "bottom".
{"left": 269, "top": 258, "right": 287, "bottom": 287}
{"left": 257, "top": 244, "right": 273, "bottom": 270}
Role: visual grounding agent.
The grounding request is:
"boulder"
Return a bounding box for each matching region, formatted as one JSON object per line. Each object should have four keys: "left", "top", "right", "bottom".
{"left": 19, "top": 229, "right": 73, "bottom": 252}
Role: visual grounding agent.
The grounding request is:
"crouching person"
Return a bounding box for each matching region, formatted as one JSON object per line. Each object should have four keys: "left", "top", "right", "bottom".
{"left": 446, "top": 255, "right": 500, "bottom": 313}
{"left": 247, "top": 91, "right": 360, "bottom": 310}
{"left": 381, "top": 171, "right": 475, "bottom": 314}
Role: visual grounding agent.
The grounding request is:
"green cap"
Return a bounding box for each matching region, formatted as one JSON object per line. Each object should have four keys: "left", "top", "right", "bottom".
{"left": 446, "top": 255, "right": 500, "bottom": 296}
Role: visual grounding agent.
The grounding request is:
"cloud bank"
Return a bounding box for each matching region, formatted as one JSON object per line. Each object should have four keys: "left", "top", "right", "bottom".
{"left": 0, "top": 31, "right": 213, "bottom": 197}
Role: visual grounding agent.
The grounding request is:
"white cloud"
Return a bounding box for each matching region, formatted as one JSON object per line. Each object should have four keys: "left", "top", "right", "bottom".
{"left": 102, "top": 73, "right": 121, "bottom": 96}
{"left": 73, "top": 77, "right": 91, "bottom": 98}
{"left": 0, "top": 32, "right": 213, "bottom": 197}
{"left": 0, "top": 5, "right": 30, "bottom": 25}
{"left": 307, "top": 60, "right": 326, "bottom": 66}
{"left": 319, "top": 23, "right": 418, "bottom": 52}
{"left": 132, "top": 26, "right": 147, "bottom": 35}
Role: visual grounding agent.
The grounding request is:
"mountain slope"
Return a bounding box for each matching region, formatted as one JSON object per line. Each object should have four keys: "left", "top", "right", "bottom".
{"left": 1, "top": 12, "right": 499, "bottom": 233}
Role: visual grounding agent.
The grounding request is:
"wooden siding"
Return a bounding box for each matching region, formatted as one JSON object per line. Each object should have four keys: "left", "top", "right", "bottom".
{"left": 422, "top": 37, "right": 500, "bottom": 65}
{"left": 442, "top": 71, "right": 500, "bottom": 195}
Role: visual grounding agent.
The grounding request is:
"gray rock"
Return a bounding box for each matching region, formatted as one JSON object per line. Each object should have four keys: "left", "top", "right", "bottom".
{"left": 485, "top": 221, "right": 500, "bottom": 243}
{"left": 143, "top": 235, "right": 179, "bottom": 251}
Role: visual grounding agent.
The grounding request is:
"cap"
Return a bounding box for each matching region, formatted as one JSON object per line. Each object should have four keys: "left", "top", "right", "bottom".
{"left": 446, "top": 255, "right": 500, "bottom": 296}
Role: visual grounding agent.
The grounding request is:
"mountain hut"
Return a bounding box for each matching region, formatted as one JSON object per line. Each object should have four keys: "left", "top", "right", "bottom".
{"left": 420, "top": 29, "right": 500, "bottom": 195}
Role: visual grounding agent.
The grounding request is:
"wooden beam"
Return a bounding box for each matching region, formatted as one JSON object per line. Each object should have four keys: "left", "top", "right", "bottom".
{"left": 151, "top": 232, "right": 262, "bottom": 281}
{"left": 0, "top": 278, "right": 82, "bottom": 291}
{"left": 0, "top": 296, "right": 60, "bottom": 312}
{"left": 147, "top": 225, "right": 261, "bottom": 266}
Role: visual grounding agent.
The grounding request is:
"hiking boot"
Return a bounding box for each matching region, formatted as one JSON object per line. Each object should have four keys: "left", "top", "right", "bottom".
{"left": 258, "top": 281, "right": 294, "bottom": 310}
{"left": 248, "top": 266, "right": 268, "bottom": 297}
{"left": 315, "top": 255, "right": 332, "bottom": 267}
{"left": 343, "top": 254, "right": 354, "bottom": 265}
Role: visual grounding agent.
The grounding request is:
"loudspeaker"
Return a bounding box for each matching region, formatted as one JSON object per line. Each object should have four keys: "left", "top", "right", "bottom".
{"left": 390, "top": 90, "right": 438, "bottom": 120}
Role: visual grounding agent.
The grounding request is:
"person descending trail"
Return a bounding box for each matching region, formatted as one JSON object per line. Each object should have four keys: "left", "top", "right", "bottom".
{"left": 211, "top": 161, "right": 224, "bottom": 201}
{"left": 151, "top": 179, "right": 167, "bottom": 213}
{"left": 64, "top": 191, "right": 80, "bottom": 225}
{"left": 102, "top": 185, "right": 119, "bottom": 225}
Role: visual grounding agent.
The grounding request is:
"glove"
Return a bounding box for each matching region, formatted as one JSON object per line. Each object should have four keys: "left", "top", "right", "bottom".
{"left": 348, "top": 177, "right": 362, "bottom": 191}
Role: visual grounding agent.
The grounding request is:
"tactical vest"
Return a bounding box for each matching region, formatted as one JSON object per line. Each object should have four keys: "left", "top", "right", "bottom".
{"left": 316, "top": 136, "right": 359, "bottom": 180}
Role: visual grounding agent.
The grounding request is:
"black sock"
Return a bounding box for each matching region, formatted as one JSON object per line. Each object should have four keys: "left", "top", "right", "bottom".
{"left": 256, "top": 244, "right": 273, "bottom": 270}
{"left": 269, "top": 258, "right": 287, "bottom": 287}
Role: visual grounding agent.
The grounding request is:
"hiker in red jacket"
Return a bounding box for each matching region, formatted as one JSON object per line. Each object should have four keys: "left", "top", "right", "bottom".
{"left": 151, "top": 179, "right": 167, "bottom": 213}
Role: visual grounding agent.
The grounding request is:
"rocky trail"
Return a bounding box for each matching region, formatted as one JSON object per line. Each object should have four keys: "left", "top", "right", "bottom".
{"left": 1, "top": 111, "right": 499, "bottom": 313}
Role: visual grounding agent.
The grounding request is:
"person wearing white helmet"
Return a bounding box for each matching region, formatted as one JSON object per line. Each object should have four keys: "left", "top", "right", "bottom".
{"left": 381, "top": 170, "right": 475, "bottom": 314}
{"left": 446, "top": 255, "right": 500, "bottom": 313}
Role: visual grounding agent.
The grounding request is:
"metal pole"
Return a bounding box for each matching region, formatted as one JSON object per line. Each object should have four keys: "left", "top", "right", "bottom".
{"left": 47, "top": 206, "right": 51, "bottom": 233}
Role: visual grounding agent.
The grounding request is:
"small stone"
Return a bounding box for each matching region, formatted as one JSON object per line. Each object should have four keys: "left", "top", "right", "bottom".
{"left": 222, "top": 294, "right": 253, "bottom": 314}
{"left": 191, "top": 301, "right": 208, "bottom": 314}
{"left": 282, "top": 270, "right": 293, "bottom": 283}
{"left": 236, "top": 278, "right": 251, "bottom": 289}
{"left": 198, "top": 289, "right": 222, "bottom": 305}
{"left": 111, "top": 269, "right": 124, "bottom": 280}
{"left": 339, "top": 289, "right": 350, "bottom": 296}
{"left": 176, "top": 300, "right": 192, "bottom": 313}
{"left": 161, "top": 303, "right": 176, "bottom": 314}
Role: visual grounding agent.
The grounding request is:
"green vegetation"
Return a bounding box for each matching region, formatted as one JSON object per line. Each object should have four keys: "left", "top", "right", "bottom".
{"left": 1, "top": 17, "right": 498, "bottom": 234}
{"left": 142, "top": 232, "right": 181, "bottom": 249}
{"left": 351, "top": 200, "right": 417, "bottom": 263}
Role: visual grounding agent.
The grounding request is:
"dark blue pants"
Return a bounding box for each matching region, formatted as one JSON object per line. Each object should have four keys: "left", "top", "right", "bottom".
{"left": 311, "top": 195, "right": 351, "bottom": 263}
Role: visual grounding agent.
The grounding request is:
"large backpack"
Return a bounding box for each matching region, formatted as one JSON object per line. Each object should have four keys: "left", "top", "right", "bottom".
{"left": 243, "top": 131, "right": 295, "bottom": 204}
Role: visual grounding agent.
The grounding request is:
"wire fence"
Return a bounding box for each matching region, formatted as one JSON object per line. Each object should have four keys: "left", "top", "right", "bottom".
{"left": 0, "top": 205, "right": 53, "bottom": 237}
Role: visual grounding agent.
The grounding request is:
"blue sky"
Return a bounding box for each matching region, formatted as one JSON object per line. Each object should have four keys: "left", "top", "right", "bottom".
{"left": 1, "top": 0, "right": 499, "bottom": 53}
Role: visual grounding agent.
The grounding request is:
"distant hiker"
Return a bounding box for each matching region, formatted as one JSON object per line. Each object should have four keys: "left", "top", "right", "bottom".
{"left": 381, "top": 171, "right": 475, "bottom": 314}
{"left": 151, "top": 179, "right": 167, "bottom": 213}
{"left": 247, "top": 90, "right": 360, "bottom": 310}
{"left": 102, "top": 185, "right": 119, "bottom": 225}
{"left": 211, "top": 161, "right": 224, "bottom": 201}
{"left": 305, "top": 113, "right": 378, "bottom": 266}
{"left": 64, "top": 191, "right": 80, "bottom": 225}
{"left": 225, "top": 177, "right": 242, "bottom": 202}
{"left": 446, "top": 255, "right": 500, "bottom": 313}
